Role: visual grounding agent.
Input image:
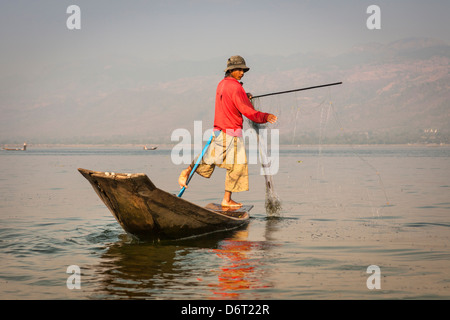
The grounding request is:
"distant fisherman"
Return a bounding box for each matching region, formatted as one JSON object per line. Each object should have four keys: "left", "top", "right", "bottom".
{"left": 178, "top": 56, "right": 277, "bottom": 207}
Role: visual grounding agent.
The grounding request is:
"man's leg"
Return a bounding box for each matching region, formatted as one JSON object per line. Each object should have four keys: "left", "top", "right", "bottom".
{"left": 222, "top": 190, "right": 242, "bottom": 207}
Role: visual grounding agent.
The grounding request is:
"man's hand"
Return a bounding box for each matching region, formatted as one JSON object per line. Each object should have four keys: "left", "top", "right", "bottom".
{"left": 178, "top": 167, "right": 192, "bottom": 188}
{"left": 267, "top": 114, "right": 277, "bottom": 124}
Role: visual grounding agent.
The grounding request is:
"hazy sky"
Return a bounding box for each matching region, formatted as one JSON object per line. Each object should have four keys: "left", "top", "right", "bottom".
{"left": 1, "top": 0, "right": 449, "bottom": 76}
{"left": 1, "top": 0, "right": 449, "bottom": 143}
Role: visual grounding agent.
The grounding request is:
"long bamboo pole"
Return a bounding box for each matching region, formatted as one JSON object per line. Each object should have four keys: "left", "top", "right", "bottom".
{"left": 251, "top": 82, "right": 342, "bottom": 99}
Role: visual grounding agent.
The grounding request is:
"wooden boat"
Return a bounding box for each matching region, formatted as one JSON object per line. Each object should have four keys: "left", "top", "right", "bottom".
{"left": 78, "top": 168, "right": 251, "bottom": 240}
{"left": 143, "top": 146, "right": 157, "bottom": 150}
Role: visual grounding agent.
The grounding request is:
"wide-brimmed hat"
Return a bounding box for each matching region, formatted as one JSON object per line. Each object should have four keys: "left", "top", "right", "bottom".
{"left": 224, "top": 55, "right": 250, "bottom": 73}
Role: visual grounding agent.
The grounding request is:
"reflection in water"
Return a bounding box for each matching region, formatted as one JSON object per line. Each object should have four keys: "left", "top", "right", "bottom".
{"left": 89, "top": 234, "right": 181, "bottom": 299}
{"left": 88, "top": 220, "right": 281, "bottom": 299}
{"left": 87, "top": 226, "right": 246, "bottom": 299}
{"left": 208, "top": 218, "right": 282, "bottom": 299}
{"left": 264, "top": 216, "right": 284, "bottom": 242}
{"left": 210, "top": 231, "right": 270, "bottom": 299}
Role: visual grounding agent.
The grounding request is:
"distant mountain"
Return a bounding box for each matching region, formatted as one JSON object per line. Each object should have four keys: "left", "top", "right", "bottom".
{"left": 1, "top": 37, "right": 448, "bottom": 145}
{"left": 250, "top": 37, "right": 450, "bottom": 144}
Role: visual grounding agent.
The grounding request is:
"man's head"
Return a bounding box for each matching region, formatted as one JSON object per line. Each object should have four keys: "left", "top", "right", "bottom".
{"left": 224, "top": 55, "right": 249, "bottom": 81}
{"left": 225, "top": 55, "right": 249, "bottom": 72}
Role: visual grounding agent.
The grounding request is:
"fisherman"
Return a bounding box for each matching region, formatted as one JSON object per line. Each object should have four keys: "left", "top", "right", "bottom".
{"left": 178, "top": 55, "right": 277, "bottom": 207}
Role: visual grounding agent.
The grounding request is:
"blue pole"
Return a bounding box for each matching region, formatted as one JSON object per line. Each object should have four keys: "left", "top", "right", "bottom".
{"left": 177, "top": 134, "right": 214, "bottom": 197}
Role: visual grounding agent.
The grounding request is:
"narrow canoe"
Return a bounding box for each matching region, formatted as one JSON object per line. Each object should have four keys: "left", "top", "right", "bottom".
{"left": 78, "top": 168, "right": 251, "bottom": 240}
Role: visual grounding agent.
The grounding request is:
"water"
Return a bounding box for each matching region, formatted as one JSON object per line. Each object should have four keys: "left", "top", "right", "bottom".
{"left": 0, "top": 145, "right": 449, "bottom": 299}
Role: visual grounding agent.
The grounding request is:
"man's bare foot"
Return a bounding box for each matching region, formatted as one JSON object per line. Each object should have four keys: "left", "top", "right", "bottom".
{"left": 178, "top": 167, "right": 191, "bottom": 188}
{"left": 221, "top": 199, "right": 242, "bottom": 207}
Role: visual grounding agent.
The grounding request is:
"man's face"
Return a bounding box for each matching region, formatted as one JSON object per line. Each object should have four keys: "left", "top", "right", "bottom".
{"left": 230, "top": 69, "right": 244, "bottom": 81}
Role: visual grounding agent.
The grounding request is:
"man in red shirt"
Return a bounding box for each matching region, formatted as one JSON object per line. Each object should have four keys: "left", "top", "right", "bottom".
{"left": 178, "top": 56, "right": 277, "bottom": 207}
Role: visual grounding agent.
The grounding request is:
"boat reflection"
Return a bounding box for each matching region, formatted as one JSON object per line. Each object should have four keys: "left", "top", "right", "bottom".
{"left": 89, "top": 219, "right": 280, "bottom": 299}
{"left": 89, "top": 225, "right": 251, "bottom": 299}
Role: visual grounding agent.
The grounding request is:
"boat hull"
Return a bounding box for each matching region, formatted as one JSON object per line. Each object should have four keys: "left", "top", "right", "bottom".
{"left": 78, "top": 168, "right": 251, "bottom": 240}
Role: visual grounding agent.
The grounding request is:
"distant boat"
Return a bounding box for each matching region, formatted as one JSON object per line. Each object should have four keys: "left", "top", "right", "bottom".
{"left": 2, "top": 143, "right": 27, "bottom": 151}
{"left": 143, "top": 146, "right": 157, "bottom": 150}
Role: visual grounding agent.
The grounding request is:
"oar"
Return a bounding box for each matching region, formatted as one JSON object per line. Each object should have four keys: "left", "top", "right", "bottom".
{"left": 177, "top": 134, "right": 214, "bottom": 197}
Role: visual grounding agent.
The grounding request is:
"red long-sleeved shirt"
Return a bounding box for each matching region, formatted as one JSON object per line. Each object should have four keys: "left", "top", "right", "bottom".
{"left": 213, "top": 77, "right": 269, "bottom": 136}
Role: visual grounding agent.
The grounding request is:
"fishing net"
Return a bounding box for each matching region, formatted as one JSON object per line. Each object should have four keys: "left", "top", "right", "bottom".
{"left": 249, "top": 98, "right": 282, "bottom": 216}
{"left": 249, "top": 86, "right": 390, "bottom": 220}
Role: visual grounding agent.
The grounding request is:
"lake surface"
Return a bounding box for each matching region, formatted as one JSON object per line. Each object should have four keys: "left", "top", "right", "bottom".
{"left": 0, "top": 145, "right": 449, "bottom": 299}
